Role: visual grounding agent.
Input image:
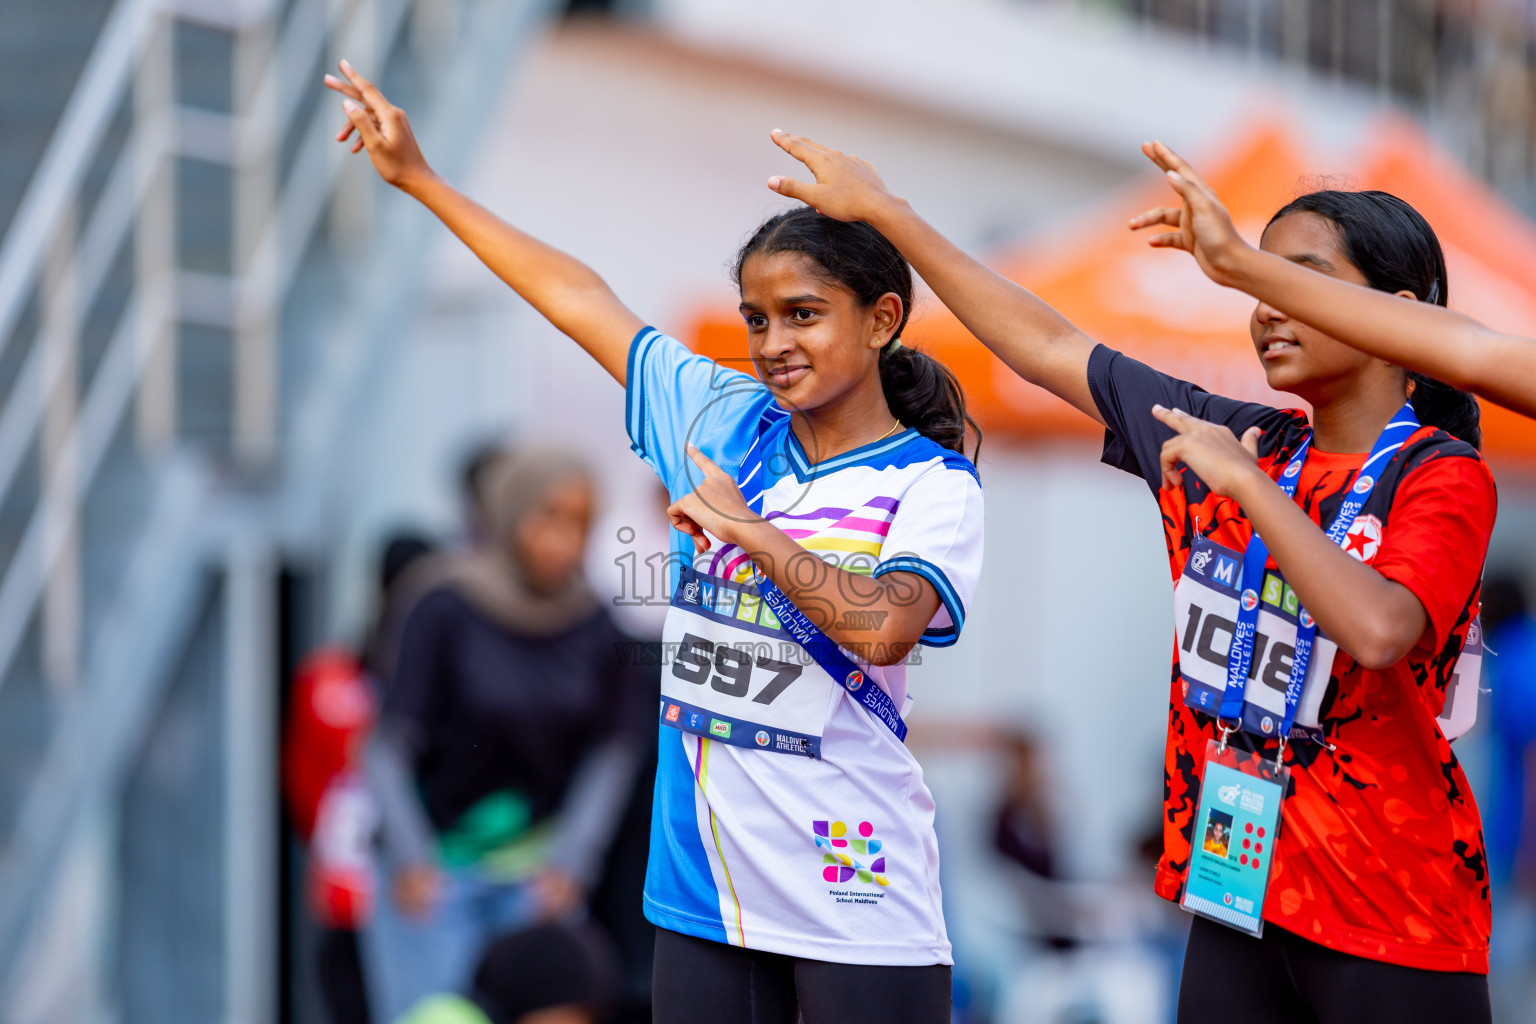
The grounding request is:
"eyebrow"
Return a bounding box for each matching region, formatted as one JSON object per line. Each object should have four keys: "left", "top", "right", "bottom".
{"left": 739, "top": 293, "right": 831, "bottom": 313}
{"left": 1285, "top": 252, "right": 1336, "bottom": 271}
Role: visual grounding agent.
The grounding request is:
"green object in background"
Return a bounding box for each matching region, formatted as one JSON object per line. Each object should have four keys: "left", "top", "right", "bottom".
{"left": 437, "top": 789, "right": 533, "bottom": 869}
{"left": 397, "top": 994, "right": 493, "bottom": 1024}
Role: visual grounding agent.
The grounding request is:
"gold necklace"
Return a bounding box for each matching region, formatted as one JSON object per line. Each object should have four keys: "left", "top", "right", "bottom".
{"left": 872, "top": 419, "right": 904, "bottom": 443}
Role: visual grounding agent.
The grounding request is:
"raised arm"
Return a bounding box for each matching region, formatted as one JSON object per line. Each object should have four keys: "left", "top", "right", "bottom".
{"left": 766, "top": 131, "right": 1104, "bottom": 424}
{"left": 325, "top": 60, "right": 641, "bottom": 383}
{"left": 1132, "top": 140, "right": 1536, "bottom": 421}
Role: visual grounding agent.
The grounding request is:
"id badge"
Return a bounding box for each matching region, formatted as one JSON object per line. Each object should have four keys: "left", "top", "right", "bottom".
{"left": 1180, "top": 739, "right": 1288, "bottom": 937}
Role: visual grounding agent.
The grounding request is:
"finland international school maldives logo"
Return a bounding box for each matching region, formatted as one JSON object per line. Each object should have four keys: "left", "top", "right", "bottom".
{"left": 813, "top": 820, "right": 889, "bottom": 886}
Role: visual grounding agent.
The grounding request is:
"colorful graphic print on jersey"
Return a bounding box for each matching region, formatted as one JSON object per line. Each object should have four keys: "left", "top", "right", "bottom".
{"left": 815, "top": 820, "right": 889, "bottom": 885}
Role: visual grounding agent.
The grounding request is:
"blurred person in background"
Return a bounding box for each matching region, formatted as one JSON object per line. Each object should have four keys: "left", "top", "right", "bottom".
{"left": 991, "top": 730, "right": 1077, "bottom": 952}
{"left": 1480, "top": 577, "right": 1536, "bottom": 1017}
{"left": 770, "top": 130, "right": 1494, "bottom": 1021}
{"left": 396, "top": 922, "right": 621, "bottom": 1024}
{"left": 364, "top": 450, "right": 640, "bottom": 1023}
{"left": 458, "top": 439, "right": 515, "bottom": 549}
{"left": 284, "top": 531, "right": 438, "bottom": 1024}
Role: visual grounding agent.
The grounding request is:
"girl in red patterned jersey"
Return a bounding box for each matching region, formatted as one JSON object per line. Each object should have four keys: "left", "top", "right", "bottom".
{"left": 765, "top": 131, "right": 1494, "bottom": 1023}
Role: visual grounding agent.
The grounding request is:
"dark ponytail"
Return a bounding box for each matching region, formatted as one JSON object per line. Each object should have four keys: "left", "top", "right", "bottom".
{"left": 733, "top": 208, "right": 982, "bottom": 461}
{"left": 1267, "top": 190, "right": 1482, "bottom": 449}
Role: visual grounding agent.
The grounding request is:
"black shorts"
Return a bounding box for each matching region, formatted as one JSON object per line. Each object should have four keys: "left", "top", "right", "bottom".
{"left": 652, "top": 926, "right": 951, "bottom": 1024}
{"left": 1178, "top": 915, "right": 1489, "bottom": 1024}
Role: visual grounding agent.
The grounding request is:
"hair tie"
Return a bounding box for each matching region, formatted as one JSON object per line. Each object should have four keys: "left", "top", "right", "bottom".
{"left": 884, "top": 337, "right": 903, "bottom": 353}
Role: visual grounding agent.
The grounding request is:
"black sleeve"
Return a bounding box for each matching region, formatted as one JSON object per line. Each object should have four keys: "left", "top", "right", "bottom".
{"left": 1087, "top": 344, "right": 1292, "bottom": 493}
{"left": 381, "top": 587, "right": 457, "bottom": 752}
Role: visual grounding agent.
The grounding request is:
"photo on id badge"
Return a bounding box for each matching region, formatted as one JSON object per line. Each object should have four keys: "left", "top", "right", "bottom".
{"left": 1202, "top": 810, "right": 1233, "bottom": 858}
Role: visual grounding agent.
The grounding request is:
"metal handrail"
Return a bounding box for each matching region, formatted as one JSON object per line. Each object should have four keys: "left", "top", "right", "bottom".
{"left": 0, "top": 0, "right": 403, "bottom": 689}
{"left": 0, "top": 0, "right": 159, "bottom": 372}
{"left": 0, "top": 0, "right": 557, "bottom": 991}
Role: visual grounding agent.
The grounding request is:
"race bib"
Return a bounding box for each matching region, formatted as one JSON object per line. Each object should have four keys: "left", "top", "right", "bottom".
{"left": 1439, "top": 615, "right": 1482, "bottom": 741}
{"left": 1175, "top": 537, "right": 1335, "bottom": 741}
{"left": 660, "top": 566, "right": 835, "bottom": 758}
{"left": 1176, "top": 536, "right": 1482, "bottom": 741}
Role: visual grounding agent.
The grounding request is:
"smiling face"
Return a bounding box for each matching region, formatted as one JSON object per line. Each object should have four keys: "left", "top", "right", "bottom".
{"left": 738, "top": 250, "right": 902, "bottom": 416}
{"left": 1252, "top": 211, "right": 1399, "bottom": 401}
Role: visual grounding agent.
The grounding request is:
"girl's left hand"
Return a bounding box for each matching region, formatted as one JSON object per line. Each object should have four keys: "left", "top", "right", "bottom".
{"left": 1153, "top": 405, "right": 1264, "bottom": 496}
{"left": 667, "top": 445, "right": 762, "bottom": 553}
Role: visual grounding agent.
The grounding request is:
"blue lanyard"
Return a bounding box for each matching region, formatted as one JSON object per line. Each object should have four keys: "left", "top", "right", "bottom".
{"left": 1217, "top": 403, "right": 1419, "bottom": 739}
{"left": 723, "top": 415, "right": 908, "bottom": 741}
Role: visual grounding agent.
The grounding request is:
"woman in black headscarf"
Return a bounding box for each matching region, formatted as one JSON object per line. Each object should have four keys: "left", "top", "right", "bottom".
{"left": 363, "top": 450, "right": 639, "bottom": 1023}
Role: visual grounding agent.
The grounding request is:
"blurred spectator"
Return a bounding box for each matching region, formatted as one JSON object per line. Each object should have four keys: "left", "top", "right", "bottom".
{"left": 992, "top": 730, "right": 1077, "bottom": 951}
{"left": 1482, "top": 577, "right": 1536, "bottom": 1017}
{"left": 285, "top": 531, "right": 439, "bottom": 1024}
{"left": 363, "top": 450, "right": 640, "bottom": 1023}
{"left": 396, "top": 922, "right": 621, "bottom": 1024}
{"left": 458, "top": 438, "right": 515, "bottom": 547}
{"left": 365, "top": 532, "right": 441, "bottom": 695}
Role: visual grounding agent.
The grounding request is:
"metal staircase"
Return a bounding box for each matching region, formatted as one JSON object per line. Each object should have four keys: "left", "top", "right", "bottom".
{"left": 0, "top": 0, "right": 556, "bottom": 1019}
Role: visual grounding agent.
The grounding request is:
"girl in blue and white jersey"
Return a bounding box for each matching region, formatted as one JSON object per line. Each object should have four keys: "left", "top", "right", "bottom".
{"left": 326, "top": 63, "right": 984, "bottom": 1023}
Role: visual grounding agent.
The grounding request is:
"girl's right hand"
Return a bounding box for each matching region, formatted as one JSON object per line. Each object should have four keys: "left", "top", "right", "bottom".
{"left": 1129, "top": 140, "right": 1251, "bottom": 288}
{"left": 767, "top": 130, "right": 900, "bottom": 224}
{"left": 324, "top": 59, "right": 434, "bottom": 192}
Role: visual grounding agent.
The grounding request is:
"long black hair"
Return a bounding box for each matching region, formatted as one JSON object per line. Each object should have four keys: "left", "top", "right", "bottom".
{"left": 1267, "top": 190, "right": 1482, "bottom": 449}
{"left": 733, "top": 207, "right": 982, "bottom": 461}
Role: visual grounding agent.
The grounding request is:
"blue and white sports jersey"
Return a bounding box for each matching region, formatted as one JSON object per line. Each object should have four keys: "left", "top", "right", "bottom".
{"left": 627, "top": 328, "right": 984, "bottom": 965}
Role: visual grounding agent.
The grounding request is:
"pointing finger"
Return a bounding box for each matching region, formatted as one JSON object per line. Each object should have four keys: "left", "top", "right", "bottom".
{"left": 323, "top": 74, "right": 364, "bottom": 103}
{"left": 685, "top": 443, "right": 728, "bottom": 479}
{"left": 1151, "top": 404, "right": 1195, "bottom": 433}
{"left": 342, "top": 99, "right": 383, "bottom": 151}
{"left": 770, "top": 129, "right": 827, "bottom": 164}
{"left": 767, "top": 175, "right": 819, "bottom": 205}
{"left": 1152, "top": 141, "right": 1216, "bottom": 196}
{"left": 1129, "top": 206, "right": 1181, "bottom": 231}
{"left": 1147, "top": 231, "right": 1192, "bottom": 250}
{"left": 339, "top": 59, "right": 390, "bottom": 114}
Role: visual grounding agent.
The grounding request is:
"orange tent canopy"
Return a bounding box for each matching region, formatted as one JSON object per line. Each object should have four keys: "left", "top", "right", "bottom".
{"left": 688, "top": 120, "right": 1536, "bottom": 459}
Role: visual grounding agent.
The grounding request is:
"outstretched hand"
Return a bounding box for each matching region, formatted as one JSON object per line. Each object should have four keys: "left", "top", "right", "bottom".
{"left": 323, "top": 59, "right": 433, "bottom": 192}
{"left": 667, "top": 445, "right": 763, "bottom": 554}
{"left": 1129, "top": 141, "right": 1250, "bottom": 287}
{"left": 1153, "top": 404, "right": 1264, "bottom": 496}
{"left": 766, "top": 130, "right": 899, "bottom": 224}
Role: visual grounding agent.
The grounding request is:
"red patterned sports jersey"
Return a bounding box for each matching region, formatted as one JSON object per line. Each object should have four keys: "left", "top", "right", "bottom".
{"left": 1088, "top": 346, "right": 1495, "bottom": 973}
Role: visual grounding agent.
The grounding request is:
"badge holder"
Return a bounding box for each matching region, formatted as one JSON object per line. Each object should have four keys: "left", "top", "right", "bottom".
{"left": 1180, "top": 724, "right": 1288, "bottom": 938}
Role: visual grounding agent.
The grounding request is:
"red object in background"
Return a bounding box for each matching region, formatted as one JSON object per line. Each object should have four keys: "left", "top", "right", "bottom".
{"left": 282, "top": 647, "right": 379, "bottom": 927}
